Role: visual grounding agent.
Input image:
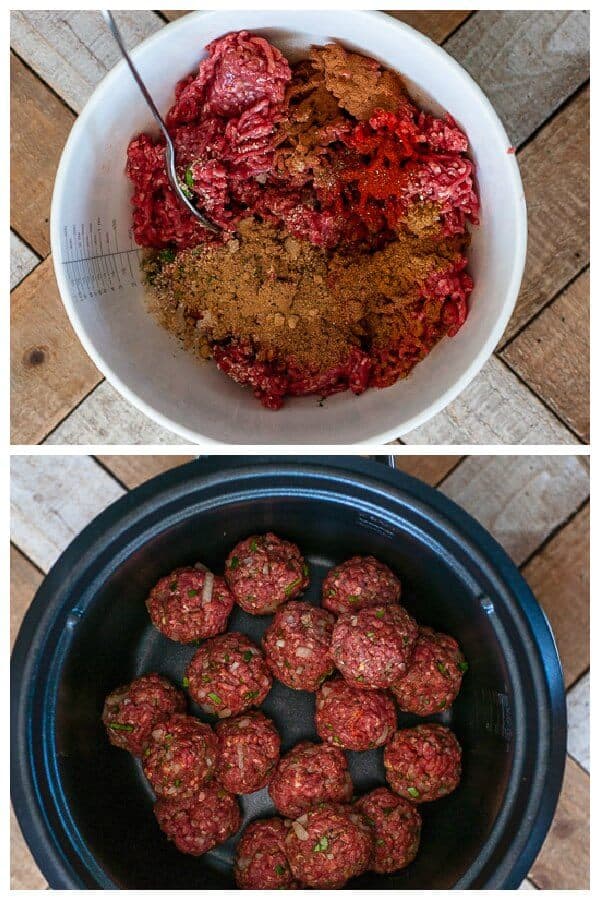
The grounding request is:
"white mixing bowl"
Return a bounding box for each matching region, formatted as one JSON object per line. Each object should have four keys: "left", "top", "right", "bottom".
{"left": 51, "top": 10, "right": 527, "bottom": 445}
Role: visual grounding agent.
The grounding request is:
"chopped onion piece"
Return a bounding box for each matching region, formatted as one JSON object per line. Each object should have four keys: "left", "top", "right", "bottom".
{"left": 202, "top": 571, "right": 214, "bottom": 604}
{"left": 292, "top": 821, "right": 309, "bottom": 841}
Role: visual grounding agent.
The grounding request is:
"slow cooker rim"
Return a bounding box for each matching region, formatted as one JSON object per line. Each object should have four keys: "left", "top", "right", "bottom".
{"left": 11, "top": 457, "right": 566, "bottom": 889}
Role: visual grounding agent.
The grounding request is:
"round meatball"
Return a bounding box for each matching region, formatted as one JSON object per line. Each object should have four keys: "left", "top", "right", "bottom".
{"left": 392, "top": 626, "right": 467, "bottom": 715}
{"left": 216, "top": 711, "right": 280, "bottom": 794}
{"left": 322, "top": 556, "right": 401, "bottom": 615}
{"left": 146, "top": 566, "right": 234, "bottom": 643}
{"left": 331, "top": 604, "right": 418, "bottom": 690}
{"left": 186, "top": 632, "right": 272, "bottom": 717}
{"left": 142, "top": 713, "right": 218, "bottom": 800}
{"left": 384, "top": 724, "right": 462, "bottom": 803}
{"left": 154, "top": 783, "right": 240, "bottom": 856}
{"left": 263, "top": 601, "right": 335, "bottom": 691}
{"left": 235, "top": 818, "right": 298, "bottom": 890}
{"left": 269, "top": 741, "right": 352, "bottom": 819}
{"left": 102, "top": 673, "right": 185, "bottom": 756}
{"left": 315, "top": 677, "right": 396, "bottom": 751}
{"left": 355, "top": 787, "right": 421, "bottom": 873}
{"left": 285, "top": 803, "right": 373, "bottom": 889}
{"left": 225, "top": 533, "right": 308, "bottom": 614}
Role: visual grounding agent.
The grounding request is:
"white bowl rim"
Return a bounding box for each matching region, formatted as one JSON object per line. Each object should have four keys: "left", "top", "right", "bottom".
{"left": 50, "top": 9, "right": 527, "bottom": 446}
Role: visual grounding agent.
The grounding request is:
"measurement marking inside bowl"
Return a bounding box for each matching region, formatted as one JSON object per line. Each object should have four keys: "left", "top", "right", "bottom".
{"left": 60, "top": 218, "right": 142, "bottom": 301}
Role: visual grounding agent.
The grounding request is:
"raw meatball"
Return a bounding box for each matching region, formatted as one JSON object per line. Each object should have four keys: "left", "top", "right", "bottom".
{"left": 322, "top": 556, "right": 401, "bottom": 615}
{"left": 186, "top": 632, "right": 272, "bottom": 717}
{"left": 102, "top": 673, "right": 185, "bottom": 756}
{"left": 225, "top": 533, "right": 309, "bottom": 614}
{"left": 216, "top": 711, "right": 280, "bottom": 794}
{"left": 355, "top": 787, "right": 421, "bottom": 873}
{"left": 392, "top": 626, "right": 467, "bottom": 715}
{"left": 235, "top": 818, "right": 298, "bottom": 889}
{"left": 384, "top": 724, "right": 462, "bottom": 803}
{"left": 269, "top": 741, "right": 352, "bottom": 819}
{"left": 154, "top": 783, "right": 241, "bottom": 856}
{"left": 331, "top": 604, "right": 418, "bottom": 690}
{"left": 315, "top": 677, "right": 396, "bottom": 751}
{"left": 146, "top": 565, "right": 234, "bottom": 643}
{"left": 285, "top": 802, "right": 373, "bottom": 889}
{"left": 262, "top": 601, "right": 335, "bottom": 691}
{"left": 142, "top": 713, "right": 217, "bottom": 800}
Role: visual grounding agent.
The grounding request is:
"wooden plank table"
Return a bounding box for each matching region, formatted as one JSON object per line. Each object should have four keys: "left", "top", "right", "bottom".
{"left": 10, "top": 455, "right": 589, "bottom": 889}
{"left": 9, "top": 10, "right": 590, "bottom": 445}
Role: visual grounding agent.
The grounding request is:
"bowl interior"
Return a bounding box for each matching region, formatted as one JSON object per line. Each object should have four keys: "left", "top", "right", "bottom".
{"left": 55, "top": 492, "right": 513, "bottom": 889}
{"left": 51, "top": 10, "right": 525, "bottom": 444}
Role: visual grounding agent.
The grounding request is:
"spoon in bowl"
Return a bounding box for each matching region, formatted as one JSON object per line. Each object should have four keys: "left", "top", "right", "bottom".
{"left": 101, "top": 9, "right": 221, "bottom": 233}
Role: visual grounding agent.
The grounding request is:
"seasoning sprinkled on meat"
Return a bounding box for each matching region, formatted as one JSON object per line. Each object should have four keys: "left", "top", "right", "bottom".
{"left": 225, "top": 532, "right": 309, "bottom": 614}
{"left": 154, "top": 783, "right": 241, "bottom": 855}
{"left": 315, "top": 676, "right": 396, "bottom": 750}
{"left": 235, "top": 818, "right": 298, "bottom": 889}
{"left": 102, "top": 673, "right": 186, "bottom": 756}
{"left": 146, "top": 565, "right": 234, "bottom": 643}
{"left": 216, "top": 711, "right": 280, "bottom": 794}
{"left": 142, "top": 713, "right": 217, "bottom": 799}
{"left": 263, "top": 600, "right": 335, "bottom": 691}
{"left": 355, "top": 787, "right": 421, "bottom": 873}
{"left": 186, "top": 632, "right": 272, "bottom": 717}
{"left": 269, "top": 741, "right": 353, "bottom": 819}
{"left": 322, "top": 555, "right": 401, "bottom": 615}
{"left": 392, "top": 626, "right": 467, "bottom": 715}
{"left": 384, "top": 724, "right": 462, "bottom": 803}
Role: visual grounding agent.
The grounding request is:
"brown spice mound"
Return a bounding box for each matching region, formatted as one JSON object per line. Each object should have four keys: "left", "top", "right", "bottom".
{"left": 146, "top": 217, "right": 465, "bottom": 373}
{"left": 312, "top": 44, "right": 405, "bottom": 121}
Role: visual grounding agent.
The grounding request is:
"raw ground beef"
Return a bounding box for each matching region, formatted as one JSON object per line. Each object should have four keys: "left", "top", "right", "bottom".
{"left": 225, "top": 532, "right": 308, "bottom": 614}
{"left": 154, "top": 783, "right": 241, "bottom": 855}
{"left": 384, "top": 724, "right": 462, "bottom": 803}
{"left": 146, "top": 565, "right": 234, "bottom": 643}
{"left": 142, "top": 713, "right": 218, "bottom": 800}
{"left": 185, "top": 632, "right": 272, "bottom": 717}
{"left": 102, "top": 673, "right": 185, "bottom": 756}
{"left": 392, "top": 626, "right": 467, "bottom": 715}
{"left": 235, "top": 818, "right": 299, "bottom": 889}
{"left": 215, "top": 711, "right": 280, "bottom": 794}
{"left": 355, "top": 787, "right": 421, "bottom": 873}
{"left": 129, "top": 33, "right": 478, "bottom": 410}
{"left": 268, "top": 741, "right": 353, "bottom": 819}
{"left": 315, "top": 677, "right": 396, "bottom": 751}
{"left": 322, "top": 555, "right": 401, "bottom": 615}
{"left": 262, "top": 600, "right": 335, "bottom": 691}
{"left": 331, "top": 603, "right": 418, "bottom": 689}
{"left": 285, "top": 802, "right": 373, "bottom": 889}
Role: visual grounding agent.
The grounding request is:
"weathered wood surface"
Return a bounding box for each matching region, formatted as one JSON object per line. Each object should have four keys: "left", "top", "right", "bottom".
{"left": 10, "top": 258, "right": 102, "bottom": 445}
{"left": 10, "top": 232, "right": 39, "bottom": 291}
{"left": 10, "top": 544, "right": 43, "bottom": 648}
{"left": 96, "top": 454, "right": 197, "bottom": 489}
{"left": 393, "top": 455, "right": 461, "bottom": 486}
{"left": 566, "top": 673, "right": 589, "bottom": 772}
{"left": 444, "top": 10, "right": 589, "bottom": 147}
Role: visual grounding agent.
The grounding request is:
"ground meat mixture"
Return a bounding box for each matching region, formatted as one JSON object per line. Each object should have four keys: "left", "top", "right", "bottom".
{"left": 102, "top": 673, "right": 186, "bottom": 756}
{"left": 315, "top": 677, "right": 396, "bottom": 751}
{"left": 262, "top": 601, "right": 335, "bottom": 691}
{"left": 235, "top": 818, "right": 298, "bottom": 889}
{"left": 285, "top": 802, "right": 373, "bottom": 888}
{"left": 355, "top": 787, "right": 421, "bottom": 873}
{"left": 154, "top": 783, "right": 241, "bottom": 856}
{"left": 215, "top": 711, "right": 280, "bottom": 794}
{"left": 269, "top": 741, "right": 353, "bottom": 819}
{"left": 186, "top": 632, "right": 272, "bottom": 717}
{"left": 331, "top": 603, "right": 418, "bottom": 690}
{"left": 131, "top": 33, "right": 478, "bottom": 410}
{"left": 142, "top": 713, "right": 217, "bottom": 800}
{"left": 225, "top": 532, "right": 309, "bottom": 614}
{"left": 321, "top": 555, "right": 401, "bottom": 615}
{"left": 392, "top": 626, "right": 467, "bottom": 715}
{"left": 146, "top": 565, "right": 234, "bottom": 643}
{"left": 384, "top": 724, "right": 462, "bottom": 803}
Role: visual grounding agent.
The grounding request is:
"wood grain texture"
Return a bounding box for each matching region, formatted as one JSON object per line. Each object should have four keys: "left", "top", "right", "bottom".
{"left": 10, "top": 10, "right": 163, "bottom": 112}
{"left": 10, "top": 51, "right": 75, "bottom": 257}
{"left": 402, "top": 358, "right": 577, "bottom": 445}
{"left": 566, "top": 672, "right": 589, "bottom": 772}
{"left": 440, "top": 456, "right": 589, "bottom": 565}
{"left": 96, "top": 454, "right": 197, "bottom": 489}
{"left": 529, "top": 757, "right": 589, "bottom": 889}
{"left": 45, "top": 382, "right": 183, "bottom": 445}
{"left": 393, "top": 455, "right": 461, "bottom": 486}
{"left": 503, "top": 88, "right": 589, "bottom": 342}
{"left": 11, "top": 258, "right": 102, "bottom": 445}
{"left": 10, "top": 544, "right": 43, "bottom": 648}
{"left": 10, "top": 232, "right": 39, "bottom": 290}
{"left": 11, "top": 808, "right": 46, "bottom": 890}
{"left": 522, "top": 504, "right": 589, "bottom": 688}
{"left": 444, "top": 10, "right": 589, "bottom": 146}
{"left": 10, "top": 455, "right": 124, "bottom": 571}
{"left": 501, "top": 270, "right": 589, "bottom": 441}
